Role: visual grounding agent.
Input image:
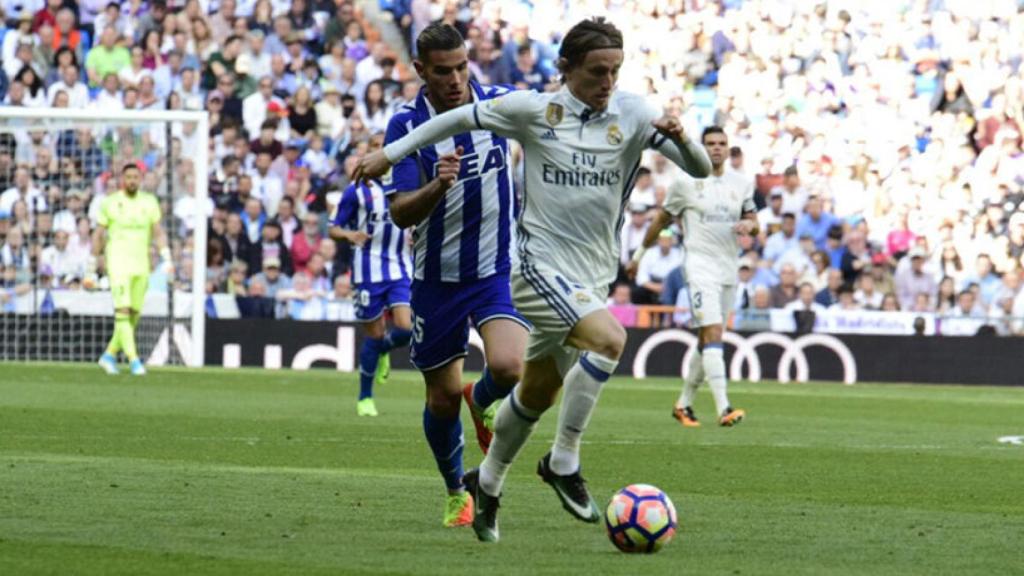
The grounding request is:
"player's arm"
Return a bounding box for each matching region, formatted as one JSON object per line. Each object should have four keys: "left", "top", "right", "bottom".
{"left": 328, "top": 185, "right": 371, "bottom": 245}
{"left": 647, "top": 110, "right": 711, "bottom": 178}
{"left": 388, "top": 148, "right": 462, "bottom": 228}
{"left": 625, "top": 209, "right": 672, "bottom": 280}
{"left": 152, "top": 218, "right": 174, "bottom": 276}
{"left": 354, "top": 91, "right": 533, "bottom": 182}
{"left": 733, "top": 184, "right": 759, "bottom": 236}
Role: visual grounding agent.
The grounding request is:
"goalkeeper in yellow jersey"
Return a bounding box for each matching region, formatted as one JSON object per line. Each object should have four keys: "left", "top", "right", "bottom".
{"left": 87, "top": 164, "right": 172, "bottom": 376}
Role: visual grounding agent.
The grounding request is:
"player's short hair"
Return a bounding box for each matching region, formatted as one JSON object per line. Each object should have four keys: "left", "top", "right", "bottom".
{"left": 783, "top": 166, "right": 799, "bottom": 178}
{"left": 701, "top": 125, "right": 727, "bottom": 143}
{"left": 122, "top": 163, "right": 140, "bottom": 173}
{"left": 729, "top": 146, "right": 743, "bottom": 157}
{"left": 557, "top": 18, "right": 623, "bottom": 73}
{"left": 415, "top": 23, "right": 464, "bottom": 64}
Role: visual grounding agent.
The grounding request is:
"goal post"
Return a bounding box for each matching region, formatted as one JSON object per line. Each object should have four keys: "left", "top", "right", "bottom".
{"left": 0, "top": 107, "right": 209, "bottom": 367}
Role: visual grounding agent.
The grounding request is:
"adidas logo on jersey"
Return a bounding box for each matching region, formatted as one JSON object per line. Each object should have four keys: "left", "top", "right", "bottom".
{"left": 540, "top": 128, "right": 560, "bottom": 141}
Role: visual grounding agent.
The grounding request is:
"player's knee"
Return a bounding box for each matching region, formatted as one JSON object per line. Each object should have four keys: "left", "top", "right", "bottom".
{"left": 488, "top": 356, "right": 523, "bottom": 387}
{"left": 425, "top": 390, "right": 461, "bottom": 419}
{"left": 592, "top": 323, "right": 627, "bottom": 360}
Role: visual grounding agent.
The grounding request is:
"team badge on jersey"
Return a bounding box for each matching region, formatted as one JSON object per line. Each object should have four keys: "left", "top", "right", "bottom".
{"left": 574, "top": 291, "right": 592, "bottom": 304}
{"left": 606, "top": 124, "right": 623, "bottom": 145}
{"left": 546, "top": 103, "right": 564, "bottom": 126}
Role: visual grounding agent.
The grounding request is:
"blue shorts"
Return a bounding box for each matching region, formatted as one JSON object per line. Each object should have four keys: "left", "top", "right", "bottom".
{"left": 354, "top": 279, "right": 411, "bottom": 322}
{"left": 409, "top": 274, "right": 531, "bottom": 371}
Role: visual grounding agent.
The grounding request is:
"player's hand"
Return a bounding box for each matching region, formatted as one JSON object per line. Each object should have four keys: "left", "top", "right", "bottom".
{"left": 353, "top": 150, "right": 393, "bottom": 183}
{"left": 625, "top": 261, "right": 639, "bottom": 280}
{"left": 733, "top": 220, "right": 756, "bottom": 236}
{"left": 350, "top": 230, "right": 371, "bottom": 247}
{"left": 436, "top": 146, "right": 463, "bottom": 191}
{"left": 652, "top": 115, "right": 687, "bottom": 143}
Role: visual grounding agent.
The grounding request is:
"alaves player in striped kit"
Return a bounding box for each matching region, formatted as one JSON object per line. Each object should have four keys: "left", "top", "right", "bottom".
{"left": 378, "top": 23, "right": 530, "bottom": 528}
{"left": 356, "top": 18, "right": 711, "bottom": 542}
{"left": 330, "top": 133, "right": 414, "bottom": 417}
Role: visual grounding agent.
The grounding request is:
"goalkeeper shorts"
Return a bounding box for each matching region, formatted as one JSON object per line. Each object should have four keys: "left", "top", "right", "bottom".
{"left": 111, "top": 274, "right": 149, "bottom": 311}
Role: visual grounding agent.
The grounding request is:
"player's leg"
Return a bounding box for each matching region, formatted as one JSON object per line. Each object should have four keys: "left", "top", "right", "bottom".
{"left": 125, "top": 275, "right": 148, "bottom": 375}
{"left": 471, "top": 353, "right": 560, "bottom": 542}
{"left": 409, "top": 282, "right": 474, "bottom": 527}
{"left": 422, "top": 359, "right": 474, "bottom": 527}
{"left": 373, "top": 282, "right": 414, "bottom": 386}
{"left": 463, "top": 276, "right": 530, "bottom": 453}
{"left": 703, "top": 285, "right": 744, "bottom": 426}
{"left": 99, "top": 276, "right": 131, "bottom": 374}
{"left": 356, "top": 315, "right": 387, "bottom": 416}
{"left": 532, "top": 308, "right": 623, "bottom": 523}
{"left": 675, "top": 284, "right": 707, "bottom": 426}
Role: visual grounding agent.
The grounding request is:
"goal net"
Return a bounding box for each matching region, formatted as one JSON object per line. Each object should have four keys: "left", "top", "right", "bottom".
{"left": 0, "top": 108, "right": 209, "bottom": 367}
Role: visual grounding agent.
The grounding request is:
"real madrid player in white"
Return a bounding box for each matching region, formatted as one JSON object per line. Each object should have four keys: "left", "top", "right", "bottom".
{"left": 354, "top": 18, "right": 711, "bottom": 542}
{"left": 631, "top": 126, "right": 756, "bottom": 428}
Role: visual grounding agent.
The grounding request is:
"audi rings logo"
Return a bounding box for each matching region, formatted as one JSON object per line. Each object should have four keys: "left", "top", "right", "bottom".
{"left": 632, "top": 330, "right": 858, "bottom": 385}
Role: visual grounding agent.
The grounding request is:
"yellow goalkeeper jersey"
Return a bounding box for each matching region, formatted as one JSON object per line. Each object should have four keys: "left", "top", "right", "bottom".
{"left": 97, "top": 190, "right": 161, "bottom": 278}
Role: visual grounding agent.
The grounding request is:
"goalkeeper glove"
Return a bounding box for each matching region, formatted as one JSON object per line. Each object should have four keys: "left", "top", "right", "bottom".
{"left": 159, "top": 247, "right": 175, "bottom": 279}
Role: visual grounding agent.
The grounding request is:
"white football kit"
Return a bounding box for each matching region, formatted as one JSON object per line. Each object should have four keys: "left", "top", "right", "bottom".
{"left": 663, "top": 170, "right": 756, "bottom": 327}
{"left": 383, "top": 86, "right": 710, "bottom": 370}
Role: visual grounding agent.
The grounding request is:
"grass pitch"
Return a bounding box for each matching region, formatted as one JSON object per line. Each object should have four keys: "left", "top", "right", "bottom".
{"left": 1, "top": 364, "right": 1022, "bottom": 575}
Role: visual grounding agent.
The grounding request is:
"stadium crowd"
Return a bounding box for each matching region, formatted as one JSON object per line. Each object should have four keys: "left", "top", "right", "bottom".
{"left": 1, "top": 0, "right": 1024, "bottom": 333}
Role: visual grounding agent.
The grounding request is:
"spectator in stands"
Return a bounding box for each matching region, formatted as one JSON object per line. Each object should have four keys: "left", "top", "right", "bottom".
{"left": 770, "top": 263, "right": 799, "bottom": 308}
{"left": 855, "top": 273, "right": 884, "bottom": 310}
{"left": 326, "top": 272, "right": 356, "bottom": 321}
{"left": 796, "top": 196, "right": 838, "bottom": 251}
{"left": 950, "top": 289, "right": 985, "bottom": 318}
{"left": 290, "top": 212, "right": 321, "bottom": 273}
{"left": 634, "top": 229, "right": 680, "bottom": 305}
{"left": 607, "top": 283, "right": 636, "bottom": 328}
{"left": 251, "top": 255, "right": 290, "bottom": 298}
{"left": 960, "top": 253, "right": 1002, "bottom": 308}
{"left": 275, "top": 195, "right": 299, "bottom": 248}
{"left": 249, "top": 219, "right": 292, "bottom": 276}
{"left": 786, "top": 282, "right": 825, "bottom": 334}
{"left": 280, "top": 270, "right": 326, "bottom": 320}
{"left": 815, "top": 268, "right": 843, "bottom": 308}
{"left": 221, "top": 212, "right": 252, "bottom": 265}
{"left": 880, "top": 293, "right": 900, "bottom": 312}
{"left": 831, "top": 285, "right": 860, "bottom": 311}
{"left": 85, "top": 25, "right": 130, "bottom": 87}
{"left": 240, "top": 197, "right": 265, "bottom": 244}
{"left": 763, "top": 213, "right": 798, "bottom": 263}
{"left": 935, "top": 276, "right": 957, "bottom": 314}
{"left": 896, "top": 248, "right": 937, "bottom": 311}
{"left": 772, "top": 166, "right": 808, "bottom": 216}
{"left": 734, "top": 258, "right": 758, "bottom": 311}
{"left": 757, "top": 189, "right": 784, "bottom": 237}
{"left": 226, "top": 259, "right": 249, "bottom": 295}
{"left": 839, "top": 230, "right": 872, "bottom": 285}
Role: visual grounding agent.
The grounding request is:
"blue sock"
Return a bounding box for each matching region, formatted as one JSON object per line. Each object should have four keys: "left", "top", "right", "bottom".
{"left": 381, "top": 327, "right": 412, "bottom": 352}
{"left": 359, "top": 338, "right": 383, "bottom": 400}
{"left": 472, "top": 368, "right": 510, "bottom": 410}
{"left": 422, "top": 406, "right": 465, "bottom": 491}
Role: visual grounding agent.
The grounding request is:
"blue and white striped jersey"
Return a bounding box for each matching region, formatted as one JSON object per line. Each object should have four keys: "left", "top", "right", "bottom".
{"left": 332, "top": 180, "right": 411, "bottom": 285}
{"left": 382, "top": 80, "right": 516, "bottom": 283}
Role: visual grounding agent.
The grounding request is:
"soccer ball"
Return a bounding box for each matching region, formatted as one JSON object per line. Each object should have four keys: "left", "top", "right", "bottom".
{"left": 604, "top": 484, "right": 678, "bottom": 553}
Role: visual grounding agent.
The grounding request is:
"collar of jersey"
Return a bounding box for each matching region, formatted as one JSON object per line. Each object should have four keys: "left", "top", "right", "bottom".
{"left": 558, "top": 85, "right": 621, "bottom": 118}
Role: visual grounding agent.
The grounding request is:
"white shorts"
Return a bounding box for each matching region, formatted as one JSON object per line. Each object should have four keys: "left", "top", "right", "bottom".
{"left": 512, "top": 263, "right": 607, "bottom": 375}
{"left": 686, "top": 281, "right": 735, "bottom": 328}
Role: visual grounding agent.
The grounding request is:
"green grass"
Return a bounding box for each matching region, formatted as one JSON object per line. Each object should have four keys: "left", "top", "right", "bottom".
{"left": 1, "top": 364, "right": 1022, "bottom": 575}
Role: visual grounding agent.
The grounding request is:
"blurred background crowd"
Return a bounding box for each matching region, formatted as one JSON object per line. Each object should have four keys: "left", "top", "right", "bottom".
{"left": 1, "top": 0, "right": 1023, "bottom": 332}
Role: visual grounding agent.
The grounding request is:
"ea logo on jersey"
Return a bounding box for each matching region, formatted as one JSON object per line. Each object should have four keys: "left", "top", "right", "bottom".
{"left": 606, "top": 124, "right": 623, "bottom": 145}
{"left": 546, "top": 103, "right": 564, "bottom": 126}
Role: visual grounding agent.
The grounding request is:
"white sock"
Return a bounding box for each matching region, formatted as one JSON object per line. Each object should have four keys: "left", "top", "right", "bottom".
{"left": 678, "top": 349, "right": 703, "bottom": 408}
{"left": 703, "top": 345, "right": 730, "bottom": 415}
{"left": 479, "top": 385, "right": 540, "bottom": 496}
{"left": 550, "top": 352, "right": 618, "bottom": 476}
